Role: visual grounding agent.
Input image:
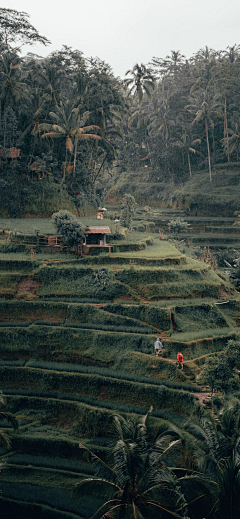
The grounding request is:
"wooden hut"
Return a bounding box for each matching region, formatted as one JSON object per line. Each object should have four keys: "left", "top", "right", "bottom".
{"left": 82, "top": 226, "right": 111, "bottom": 254}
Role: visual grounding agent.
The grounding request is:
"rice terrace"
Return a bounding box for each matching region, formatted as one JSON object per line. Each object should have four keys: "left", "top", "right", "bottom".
{"left": 1, "top": 6, "right": 240, "bottom": 519}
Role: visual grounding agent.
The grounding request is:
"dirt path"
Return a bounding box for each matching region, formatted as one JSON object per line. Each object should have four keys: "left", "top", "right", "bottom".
{"left": 194, "top": 392, "right": 212, "bottom": 405}
{"left": 15, "top": 277, "right": 40, "bottom": 297}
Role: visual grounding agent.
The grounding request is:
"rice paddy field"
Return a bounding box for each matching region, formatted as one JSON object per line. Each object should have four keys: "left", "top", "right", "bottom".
{"left": 0, "top": 212, "right": 240, "bottom": 518}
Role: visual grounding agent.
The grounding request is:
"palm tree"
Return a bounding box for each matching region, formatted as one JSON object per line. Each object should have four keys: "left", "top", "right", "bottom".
{"left": 36, "top": 99, "right": 101, "bottom": 186}
{"left": 124, "top": 63, "right": 155, "bottom": 103}
{"left": 186, "top": 92, "right": 223, "bottom": 182}
{"left": 182, "top": 405, "right": 240, "bottom": 518}
{"left": 172, "top": 132, "right": 202, "bottom": 177}
{"left": 162, "top": 50, "right": 186, "bottom": 77}
{"left": 19, "top": 88, "right": 49, "bottom": 163}
{"left": 0, "top": 48, "right": 29, "bottom": 148}
{"left": 221, "top": 122, "right": 240, "bottom": 162}
{"left": 191, "top": 46, "right": 220, "bottom": 65}
{"left": 74, "top": 410, "right": 190, "bottom": 519}
{"left": 37, "top": 61, "right": 62, "bottom": 107}
{"left": 150, "top": 51, "right": 185, "bottom": 80}
{"left": 147, "top": 82, "right": 174, "bottom": 140}
{"left": 223, "top": 45, "right": 240, "bottom": 64}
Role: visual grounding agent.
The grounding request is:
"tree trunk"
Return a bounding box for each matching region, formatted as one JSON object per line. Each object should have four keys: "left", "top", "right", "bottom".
{"left": 205, "top": 119, "right": 212, "bottom": 182}
{"left": 224, "top": 96, "right": 230, "bottom": 162}
{"left": 92, "top": 154, "right": 107, "bottom": 184}
{"left": 73, "top": 136, "right": 78, "bottom": 177}
{"left": 187, "top": 152, "right": 192, "bottom": 177}
{"left": 60, "top": 147, "right": 68, "bottom": 188}
{"left": 146, "top": 141, "right": 152, "bottom": 166}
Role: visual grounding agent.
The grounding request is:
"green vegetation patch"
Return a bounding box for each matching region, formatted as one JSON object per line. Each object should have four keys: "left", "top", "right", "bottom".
{"left": 35, "top": 267, "right": 134, "bottom": 301}
{"left": 103, "top": 303, "right": 171, "bottom": 330}
{"left": 1, "top": 366, "right": 198, "bottom": 413}
{"left": 173, "top": 303, "right": 229, "bottom": 332}
{"left": 0, "top": 300, "right": 156, "bottom": 331}
{"left": 172, "top": 169, "right": 240, "bottom": 216}
{"left": 138, "top": 280, "right": 222, "bottom": 300}
{"left": 0, "top": 273, "right": 25, "bottom": 297}
{"left": 0, "top": 325, "right": 154, "bottom": 361}
{"left": 0, "top": 259, "right": 37, "bottom": 272}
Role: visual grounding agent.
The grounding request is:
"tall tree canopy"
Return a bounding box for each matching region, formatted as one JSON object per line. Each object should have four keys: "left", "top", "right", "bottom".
{"left": 0, "top": 8, "right": 51, "bottom": 47}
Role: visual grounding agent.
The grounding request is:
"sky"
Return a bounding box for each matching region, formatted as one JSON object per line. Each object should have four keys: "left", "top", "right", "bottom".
{"left": 4, "top": 0, "right": 240, "bottom": 78}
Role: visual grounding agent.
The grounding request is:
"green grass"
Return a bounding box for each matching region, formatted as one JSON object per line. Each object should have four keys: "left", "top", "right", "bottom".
{"left": 110, "top": 240, "right": 184, "bottom": 258}
{"left": 7, "top": 360, "right": 201, "bottom": 391}
{"left": 3, "top": 385, "right": 198, "bottom": 421}
{"left": 0, "top": 215, "right": 111, "bottom": 234}
{"left": 171, "top": 326, "right": 238, "bottom": 343}
{"left": 0, "top": 273, "right": 24, "bottom": 296}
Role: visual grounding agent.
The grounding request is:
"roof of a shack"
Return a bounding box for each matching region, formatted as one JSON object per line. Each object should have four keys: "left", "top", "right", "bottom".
{"left": 84, "top": 226, "right": 111, "bottom": 235}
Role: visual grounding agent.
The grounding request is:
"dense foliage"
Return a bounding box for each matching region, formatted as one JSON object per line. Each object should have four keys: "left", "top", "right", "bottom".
{"left": 119, "top": 47, "right": 240, "bottom": 184}
{"left": 75, "top": 405, "right": 240, "bottom": 519}
{"left": 1, "top": 9, "right": 240, "bottom": 216}
{"left": 52, "top": 209, "right": 84, "bottom": 249}
{"left": 0, "top": 10, "right": 126, "bottom": 215}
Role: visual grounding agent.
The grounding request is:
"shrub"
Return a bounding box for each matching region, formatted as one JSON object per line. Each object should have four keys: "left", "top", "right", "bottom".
{"left": 197, "top": 339, "right": 240, "bottom": 393}
{"left": 168, "top": 218, "right": 191, "bottom": 235}
{"left": 120, "top": 194, "right": 136, "bottom": 229}
{"left": 52, "top": 210, "right": 84, "bottom": 250}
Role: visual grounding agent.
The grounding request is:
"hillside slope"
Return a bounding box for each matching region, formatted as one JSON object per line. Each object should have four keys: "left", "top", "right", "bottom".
{"left": 106, "top": 164, "right": 240, "bottom": 216}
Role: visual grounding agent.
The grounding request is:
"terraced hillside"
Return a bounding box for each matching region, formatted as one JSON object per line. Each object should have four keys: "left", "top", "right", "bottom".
{"left": 128, "top": 207, "right": 240, "bottom": 251}
{"left": 0, "top": 230, "right": 239, "bottom": 518}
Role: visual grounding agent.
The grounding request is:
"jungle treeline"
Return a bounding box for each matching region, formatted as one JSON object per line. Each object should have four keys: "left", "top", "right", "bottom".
{"left": 1, "top": 8, "right": 240, "bottom": 215}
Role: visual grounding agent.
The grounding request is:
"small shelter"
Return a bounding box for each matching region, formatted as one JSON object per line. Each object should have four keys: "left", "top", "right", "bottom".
{"left": 83, "top": 226, "right": 111, "bottom": 254}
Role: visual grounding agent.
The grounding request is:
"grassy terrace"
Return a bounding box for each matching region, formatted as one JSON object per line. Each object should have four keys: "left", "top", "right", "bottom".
{"left": 0, "top": 216, "right": 239, "bottom": 518}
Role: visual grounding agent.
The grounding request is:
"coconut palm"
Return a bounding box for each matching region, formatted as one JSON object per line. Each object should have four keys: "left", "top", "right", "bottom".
{"left": 36, "top": 99, "right": 101, "bottom": 186}
{"left": 0, "top": 49, "right": 29, "bottom": 109}
{"left": 124, "top": 63, "right": 155, "bottom": 103}
{"left": 221, "top": 122, "right": 240, "bottom": 162}
{"left": 182, "top": 405, "right": 240, "bottom": 518}
{"left": 223, "top": 45, "right": 240, "bottom": 64}
{"left": 37, "top": 61, "right": 62, "bottom": 107}
{"left": 172, "top": 132, "right": 202, "bottom": 177}
{"left": 191, "top": 46, "right": 220, "bottom": 65}
{"left": 162, "top": 50, "right": 186, "bottom": 77}
{"left": 151, "top": 51, "right": 185, "bottom": 80}
{"left": 185, "top": 92, "right": 223, "bottom": 182}
{"left": 74, "top": 410, "right": 190, "bottom": 519}
{"left": 0, "top": 48, "right": 29, "bottom": 148}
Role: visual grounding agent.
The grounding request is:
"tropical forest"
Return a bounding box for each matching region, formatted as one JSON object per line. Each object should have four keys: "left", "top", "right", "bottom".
{"left": 1, "top": 6, "right": 240, "bottom": 519}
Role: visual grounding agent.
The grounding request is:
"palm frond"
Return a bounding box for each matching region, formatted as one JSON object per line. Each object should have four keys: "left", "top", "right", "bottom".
{"left": 113, "top": 439, "right": 131, "bottom": 485}
{"left": 143, "top": 500, "right": 183, "bottom": 518}
{"left": 78, "top": 125, "right": 101, "bottom": 133}
{"left": 74, "top": 477, "right": 121, "bottom": 496}
{"left": 77, "top": 134, "right": 101, "bottom": 141}
{"left": 0, "top": 412, "right": 18, "bottom": 431}
{"left": 0, "top": 429, "right": 12, "bottom": 450}
{"left": 36, "top": 123, "right": 53, "bottom": 133}
{"left": 41, "top": 132, "right": 62, "bottom": 139}
{"left": 78, "top": 442, "right": 116, "bottom": 481}
{"left": 49, "top": 111, "right": 60, "bottom": 123}
{"left": 52, "top": 124, "right": 66, "bottom": 134}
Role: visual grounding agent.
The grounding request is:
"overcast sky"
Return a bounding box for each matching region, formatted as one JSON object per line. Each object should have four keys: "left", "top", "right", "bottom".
{"left": 5, "top": 0, "right": 240, "bottom": 77}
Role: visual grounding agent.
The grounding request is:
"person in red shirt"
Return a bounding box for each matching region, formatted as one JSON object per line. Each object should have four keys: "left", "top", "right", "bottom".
{"left": 177, "top": 352, "right": 184, "bottom": 370}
